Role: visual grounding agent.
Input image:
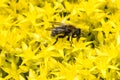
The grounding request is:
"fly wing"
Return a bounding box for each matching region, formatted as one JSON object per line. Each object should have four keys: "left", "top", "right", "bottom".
{"left": 47, "top": 22, "right": 70, "bottom": 37}
{"left": 46, "top": 22, "right": 65, "bottom": 31}
{"left": 49, "top": 21, "right": 67, "bottom": 25}
{"left": 46, "top": 24, "right": 65, "bottom": 31}
{"left": 51, "top": 26, "right": 67, "bottom": 37}
{"left": 46, "top": 27, "right": 53, "bottom": 31}
{"left": 52, "top": 27, "right": 66, "bottom": 33}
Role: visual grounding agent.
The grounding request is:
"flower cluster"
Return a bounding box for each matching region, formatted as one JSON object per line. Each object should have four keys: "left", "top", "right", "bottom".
{"left": 0, "top": 0, "right": 120, "bottom": 80}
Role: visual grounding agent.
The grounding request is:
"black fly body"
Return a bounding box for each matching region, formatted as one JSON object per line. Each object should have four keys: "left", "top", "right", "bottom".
{"left": 48, "top": 22, "right": 81, "bottom": 45}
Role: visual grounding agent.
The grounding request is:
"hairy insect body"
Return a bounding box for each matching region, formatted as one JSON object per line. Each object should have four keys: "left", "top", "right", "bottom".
{"left": 50, "top": 22, "right": 81, "bottom": 45}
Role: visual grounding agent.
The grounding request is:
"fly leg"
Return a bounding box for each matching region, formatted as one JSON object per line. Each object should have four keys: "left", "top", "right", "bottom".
{"left": 53, "top": 35, "right": 65, "bottom": 45}
{"left": 70, "top": 36, "right": 73, "bottom": 47}
{"left": 67, "top": 36, "right": 70, "bottom": 41}
{"left": 67, "top": 36, "right": 73, "bottom": 46}
{"left": 68, "top": 33, "right": 73, "bottom": 47}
